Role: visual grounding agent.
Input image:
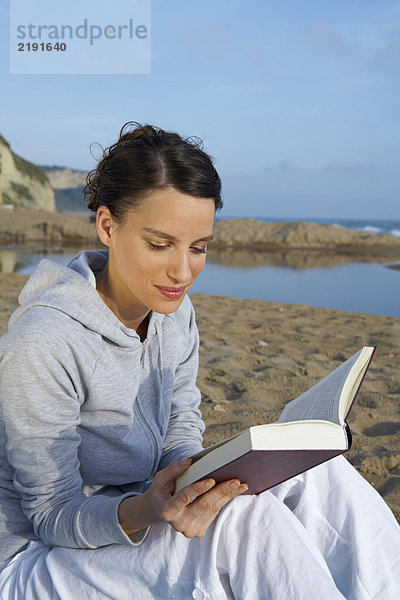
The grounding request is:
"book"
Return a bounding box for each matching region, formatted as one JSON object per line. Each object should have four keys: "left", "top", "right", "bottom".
{"left": 175, "top": 346, "right": 376, "bottom": 495}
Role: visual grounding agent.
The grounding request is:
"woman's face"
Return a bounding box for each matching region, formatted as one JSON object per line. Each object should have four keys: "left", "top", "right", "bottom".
{"left": 96, "top": 186, "right": 215, "bottom": 322}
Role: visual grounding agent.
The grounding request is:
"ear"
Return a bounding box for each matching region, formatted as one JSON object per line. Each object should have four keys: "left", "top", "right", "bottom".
{"left": 96, "top": 206, "right": 115, "bottom": 247}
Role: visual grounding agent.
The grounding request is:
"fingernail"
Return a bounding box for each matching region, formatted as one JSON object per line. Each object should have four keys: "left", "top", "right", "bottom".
{"left": 229, "top": 481, "right": 240, "bottom": 490}
{"left": 239, "top": 484, "right": 248, "bottom": 493}
{"left": 180, "top": 457, "right": 193, "bottom": 466}
{"left": 204, "top": 479, "right": 215, "bottom": 489}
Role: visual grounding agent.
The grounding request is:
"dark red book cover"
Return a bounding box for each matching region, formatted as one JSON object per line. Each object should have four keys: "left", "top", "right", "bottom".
{"left": 203, "top": 446, "right": 348, "bottom": 495}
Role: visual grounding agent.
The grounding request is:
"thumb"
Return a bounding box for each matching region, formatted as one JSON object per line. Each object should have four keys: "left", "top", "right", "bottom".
{"left": 156, "top": 457, "right": 193, "bottom": 485}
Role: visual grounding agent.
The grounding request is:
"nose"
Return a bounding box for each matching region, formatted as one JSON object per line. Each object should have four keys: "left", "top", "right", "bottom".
{"left": 167, "top": 250, "right": 192, "bottom": 284}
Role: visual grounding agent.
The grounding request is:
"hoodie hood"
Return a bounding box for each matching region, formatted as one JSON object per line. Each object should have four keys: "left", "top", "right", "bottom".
{"left": 9, "top": 250, "right": 164, "bottom": 347}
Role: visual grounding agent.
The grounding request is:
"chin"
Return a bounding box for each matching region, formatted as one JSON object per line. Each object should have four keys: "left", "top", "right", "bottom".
{"left": 152, "top": 294, "right": 187, "bottom": 314}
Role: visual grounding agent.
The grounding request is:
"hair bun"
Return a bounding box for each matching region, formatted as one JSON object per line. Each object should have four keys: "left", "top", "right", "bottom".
{"left": 119, "top": 122, "right": 166, "bottom": 142}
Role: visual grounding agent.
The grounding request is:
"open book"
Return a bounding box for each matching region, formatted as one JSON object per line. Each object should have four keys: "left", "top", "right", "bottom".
{"left": 175, "top": 346, "right": 376, "bottom": 495}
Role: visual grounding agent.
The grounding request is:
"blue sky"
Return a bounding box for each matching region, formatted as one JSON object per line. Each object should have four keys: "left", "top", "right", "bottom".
{"left": 0, "top": 0, "right": 399, "bottom": 218}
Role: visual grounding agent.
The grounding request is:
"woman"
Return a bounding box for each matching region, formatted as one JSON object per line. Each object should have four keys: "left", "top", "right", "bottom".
{"left": 0, "top": 123, "right": 399, "bottom": 599}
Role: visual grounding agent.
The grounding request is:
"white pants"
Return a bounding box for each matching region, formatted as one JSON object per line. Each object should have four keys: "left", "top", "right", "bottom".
{"left": 0, "top": 457, "right": 399, "bottom": 600}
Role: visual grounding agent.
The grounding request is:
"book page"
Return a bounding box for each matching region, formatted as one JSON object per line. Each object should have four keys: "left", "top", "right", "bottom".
{"left": 278, "top": 349, "right": 362, "bottom": 425}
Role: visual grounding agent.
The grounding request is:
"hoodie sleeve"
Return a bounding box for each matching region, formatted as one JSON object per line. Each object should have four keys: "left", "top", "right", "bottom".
{"left": 0, "top": 323, "right": 146, "bottom": 550}
{"left": 158, "top": 298, "right": 205, "bottom": 470}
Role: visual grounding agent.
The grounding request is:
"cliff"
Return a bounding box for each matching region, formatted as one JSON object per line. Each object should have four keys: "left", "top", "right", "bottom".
{"left": 41, "top": 165, "right": 88, "bottom": 212}
{"left": 0, "top": 135, "right": 55, "bottom": 211}
{"left": 41, "top": 165, "right": 88, "bottom": 189}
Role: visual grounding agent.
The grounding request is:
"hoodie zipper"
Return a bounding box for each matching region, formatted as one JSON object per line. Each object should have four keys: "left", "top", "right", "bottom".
{"left": 135, "top": 401, "right": 159, "bottom": 477}
{"left": 141, "top": 339, "right": 147, "bottom": 367}
{"left": 137, "top": 337, "right": 159, "bottom": 477}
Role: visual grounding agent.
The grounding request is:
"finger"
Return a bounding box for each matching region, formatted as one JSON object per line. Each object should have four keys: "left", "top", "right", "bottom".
{"left": 217, "top": 482, "right": 249, "bottom": 506}
{"left": 172, "top": 477, "right": 245, "bottom": 514}
{"left": 155, "top": 457, "right": 193, "bottom": 487}
{"left": 171, "top": 478, "right": 216, "bottom": 511}
{"left": 196, "top": 480, "right": 248, "bottom": 512}
{"left": 159, "top": 479, "right": 216, "bottom": 523}
{"left": 175, "top": 482, "right": 249, "bottom": 538}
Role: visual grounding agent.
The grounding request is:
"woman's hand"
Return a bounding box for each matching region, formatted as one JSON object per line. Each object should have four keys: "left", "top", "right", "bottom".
{"left": 118, "top": 458, "right": 248, "bottom": 538}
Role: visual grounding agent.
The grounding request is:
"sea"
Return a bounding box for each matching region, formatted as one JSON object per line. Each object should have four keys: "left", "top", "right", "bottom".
{"left": 1, "top": 217, "right": 400, "bottom": 317}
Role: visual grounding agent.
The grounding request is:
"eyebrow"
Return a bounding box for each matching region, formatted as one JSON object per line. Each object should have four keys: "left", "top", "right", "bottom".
{"left": 143, "top": 228, "right": 214, "bottom": 243}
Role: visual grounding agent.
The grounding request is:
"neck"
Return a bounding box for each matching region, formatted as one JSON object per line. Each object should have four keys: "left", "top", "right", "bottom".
{"left": 95, "top": 265, "right": 150, "bottom": 339}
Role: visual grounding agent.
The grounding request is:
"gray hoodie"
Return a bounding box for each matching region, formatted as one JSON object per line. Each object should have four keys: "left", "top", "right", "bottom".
{"left": 0, "top": 250, "right": 204, "bottom": 563}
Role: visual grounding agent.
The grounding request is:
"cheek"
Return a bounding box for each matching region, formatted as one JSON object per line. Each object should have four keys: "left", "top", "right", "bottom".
{"left": 191, "top": 257, "right": 207, "bottom": 278}
{"left": 131, "top": 251, "right": 166, "bottom": 279}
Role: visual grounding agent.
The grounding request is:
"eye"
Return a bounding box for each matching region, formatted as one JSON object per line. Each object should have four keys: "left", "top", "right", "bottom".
{"left": 147, "top": 242, "right": 169, "bottom": 251}
{"left": 191, "top": 246, "right": 207, "bottom": 255}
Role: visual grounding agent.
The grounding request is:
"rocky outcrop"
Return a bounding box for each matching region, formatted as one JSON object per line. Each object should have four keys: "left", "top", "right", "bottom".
{"left": 1, "top": 210, "right": 400, "bottom": 253}
{"left": 0, "top": 135, "right": 55, "bottom": 211}
{"left": 0, "top": 208, "right": 97, "bottom": 244}
{"left": 212, "top": 219, "right": 400, "bottom": 252}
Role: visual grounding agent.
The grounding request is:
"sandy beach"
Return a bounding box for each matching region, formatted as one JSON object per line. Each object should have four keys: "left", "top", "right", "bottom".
{"left": 1, "top": 273, "right": 399, "bottom": 522}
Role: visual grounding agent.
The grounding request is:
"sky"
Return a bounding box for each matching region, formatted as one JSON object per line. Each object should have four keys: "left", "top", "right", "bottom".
{"left": 0, "top": 0, "right": 399, "bottom": 219}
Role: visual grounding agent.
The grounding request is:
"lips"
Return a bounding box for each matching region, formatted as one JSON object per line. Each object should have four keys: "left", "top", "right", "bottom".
{"left": 155, "top": 285, "right": 186, "bottom": 300}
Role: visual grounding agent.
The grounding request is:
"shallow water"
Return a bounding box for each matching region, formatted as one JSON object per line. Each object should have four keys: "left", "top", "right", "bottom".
{"left": 2, "top": 246, "right": 399, "bottom": 317}
{"left": 191, "top": 260, "right": 400, "bottom": 317}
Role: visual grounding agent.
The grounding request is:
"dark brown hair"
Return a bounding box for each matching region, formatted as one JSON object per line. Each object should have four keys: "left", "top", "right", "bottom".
{"left": 84, "top": 121, "right": 222, "bottom": 220}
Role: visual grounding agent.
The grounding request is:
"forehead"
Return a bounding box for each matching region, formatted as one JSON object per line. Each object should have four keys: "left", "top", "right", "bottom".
{"left": 125, "top": 187, "right": 216, "bottom": 235}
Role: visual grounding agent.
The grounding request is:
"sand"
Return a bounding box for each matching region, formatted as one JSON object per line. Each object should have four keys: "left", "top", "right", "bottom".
{"left": 0, "top": 274, "right": 399, "bottom": 522}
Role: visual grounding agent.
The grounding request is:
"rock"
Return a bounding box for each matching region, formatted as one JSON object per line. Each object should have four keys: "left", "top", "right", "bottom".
{"left": 0, "top": 135, "right": 55, "bottom": 211}
{"left": 212, "top": 404, "right": 226, "bottom": 413}
{"left": 211, "top": 219, "right": 400, "bottom": 251}
{"left": 0, "top": 207, "right": 98, "bottom": 244}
